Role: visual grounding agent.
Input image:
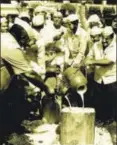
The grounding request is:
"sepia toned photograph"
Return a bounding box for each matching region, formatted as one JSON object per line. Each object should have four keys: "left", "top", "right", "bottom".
{"left": 0, "top": 0, "right": 117, "bottom": 145}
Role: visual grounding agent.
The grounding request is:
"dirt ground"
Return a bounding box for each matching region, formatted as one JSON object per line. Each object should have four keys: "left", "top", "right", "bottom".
{"left": 6, "top": 120, "right": 116, "bottom": 145}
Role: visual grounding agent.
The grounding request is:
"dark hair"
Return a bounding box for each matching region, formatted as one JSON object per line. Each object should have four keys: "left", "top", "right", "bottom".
{"left": 9, "top": 24, "right": 30, "bottom": 48}
{"left": 109, "top": 33, "right": 114, "bottom": 39}
{"left": 102, "top": 33, "right": 114, "bottom": 40}
{"left": 60, "top": 3, "right": 76, "bottom": 17}
{"left": 45, "top": 42, "right": 62, "bottom": 54}
{"left": 21, "top": 17, "right": 30, "bottom": 24}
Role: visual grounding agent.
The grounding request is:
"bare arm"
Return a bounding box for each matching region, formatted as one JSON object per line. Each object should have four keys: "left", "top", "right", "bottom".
{"left": 79, "top": 1, "right": 88, "bottom": 31}
{"left": 22, "top": 71, "right": 49, "bottom": 94}
{"left": 85, "top": 58, "right": 114, "bottom": 66}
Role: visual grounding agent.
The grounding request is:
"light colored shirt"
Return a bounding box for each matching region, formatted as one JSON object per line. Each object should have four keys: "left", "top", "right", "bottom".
{"left": 1, "top": 32, "right": 32, "bottom": 75}
{"left": 38, "top": 22, "right": 67, "bottom": 46}
{"left": 87, "top": 38, "right": 116, "bottom": 84}
{"left": 63, "top": 26, "right": 88, "bottom": 65}
{"left": 36, "top": 23, "right": 67, "bottom": 76}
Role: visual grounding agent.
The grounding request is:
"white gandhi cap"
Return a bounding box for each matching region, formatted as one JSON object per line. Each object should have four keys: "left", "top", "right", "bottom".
{"left": 102, "top": 26, "right": 114, "bottom": 36}
{"left": 19, "top": 12, "right": 30, "bottom": 19}
{"left": 63, "top": 14, "right": 79, "bottom": 23}
{"left": 88, "top": 14, "right": 101, "bottom": 23}
{"left": 53, "top": 12, "right": 62, "bottom": 18}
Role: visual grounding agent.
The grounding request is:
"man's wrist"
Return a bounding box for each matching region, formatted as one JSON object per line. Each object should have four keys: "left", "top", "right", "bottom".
{"left": 91, "top": 60, "right": 95, "bottom": 64}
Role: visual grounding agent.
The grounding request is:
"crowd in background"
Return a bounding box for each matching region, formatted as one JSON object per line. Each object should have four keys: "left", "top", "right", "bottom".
{"left": 0, "top": 1, "right": 117, "bottom": 129}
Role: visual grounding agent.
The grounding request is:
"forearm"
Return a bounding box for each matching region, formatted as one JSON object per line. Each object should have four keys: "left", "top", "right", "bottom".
{"left": 79, "top": 3, "right": 88, "bottom": 31}
{"left": 73, "top": 44, "right": 87, "bottom": 65}
{"left": 92, "top": 59, "right": 114, "bottom": 66}
{"left": 73, "top": 52, "right": 84, "bottom": 65}
{"left": 22, "top": 71, "right": 49, "bottom": 93}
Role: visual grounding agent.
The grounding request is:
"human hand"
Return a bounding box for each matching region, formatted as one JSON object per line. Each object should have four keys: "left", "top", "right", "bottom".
{"left": 53, "top": 32, "right": 64, "bottom": 41}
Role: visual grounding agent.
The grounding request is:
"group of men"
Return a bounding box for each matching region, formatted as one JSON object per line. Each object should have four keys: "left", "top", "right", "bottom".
{"left": 1, "top": 2, "right": 117, "bottom": 124}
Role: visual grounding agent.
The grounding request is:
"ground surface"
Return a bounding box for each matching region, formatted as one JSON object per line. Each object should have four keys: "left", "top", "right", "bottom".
{"left": 7, "top": 120, "right": 116, "bottom": 145}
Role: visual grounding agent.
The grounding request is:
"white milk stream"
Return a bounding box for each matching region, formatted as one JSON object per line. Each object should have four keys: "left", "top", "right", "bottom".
{"left": 64, "top": 95, "right": 72, "bottom": 109}
{"left": 64, "top": 86, "right": 87, "bottom": 109}
{"left": 77, "top": 86, "right": 87, "bottom": 108}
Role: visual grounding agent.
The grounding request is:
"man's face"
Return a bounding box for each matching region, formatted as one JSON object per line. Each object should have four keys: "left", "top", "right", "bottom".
{"left": 64, "top": 10, "right": 70, "bottom": 17}
{"left": 102, "top": 34, "right": 113, "bottom": 48}
{"left": 53, "top": 16, "right": 62, "bottom": 28}
{"left": 112, "top": 17, "right": 117, "bottom": 33}
{"left": 61, "top": 10, "right": 70, "bottom": 18}
{"left": 89, "top": 22, "right": 100, "bottom": 29}
{"left": 90, "top": 34, "right": 101, "bottom": 43}
{"left": 45, "top": 50, "right": 56, "bottom": 63}
{"left": 65, "top": 20, "right": 78, "bottom": 34}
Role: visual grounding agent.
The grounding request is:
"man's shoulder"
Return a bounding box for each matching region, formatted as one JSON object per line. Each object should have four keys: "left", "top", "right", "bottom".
{"left": 76, "top": 26, "right": 87, "bottom": 36}
{"left": 60, "top": 26, "right": 67, "bottom": 33}
{"left": 105, "top": 39, "right": 116, "bottom": 52}
{"left": 1, "top": 32, "right": 20, "bottom": 50}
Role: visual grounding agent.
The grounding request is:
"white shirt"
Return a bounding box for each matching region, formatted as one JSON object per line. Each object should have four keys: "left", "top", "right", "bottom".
{"left": 38, "top": 22, "right": 67, "bottom": 46}
{"left": 1, "top": 32, "right": 32, "bottom": 75}
{"left": 87, "top": 38, "right": 116, "bottom": 84}
{"left": 36, "top": 23, "right": 67, "bottom": 76}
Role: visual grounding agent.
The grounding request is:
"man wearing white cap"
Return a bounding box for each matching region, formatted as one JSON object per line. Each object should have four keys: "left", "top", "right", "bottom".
{"left": 86, "top": 14, "right": 104, "bottom": 54}
{"left": 1, "top": 22, "right": 50, "bottom": 95}
{"left": 63, "top": 13, "right": 88, "bottom": 66}
{"left": 90, "top": 26, "right": 102, "bottom": 43}
{"left": 34, "top": 6, "right": 47, "bottom": 20}
{"left": 32, "top": 14, "right": 45, "bottom": 40}
{"left": 87, "top": 14, "right": 103, "bottom": 29}
{"left": 38, "top": 11, "right": 66, "bottom": 44}
{"left": 85, "top": 26, "right": 117, "bottom": 123}
{"left": 32, "top": 5, "right": 49, "bottom": 32}
{"left": 32, "top": 6, "right": 53, "bottom": 78}
{"left": 84, "top": 14, "right": 103, "bottom": 54}
{"left": 35, "top": 12, "right": 67, "bottom": 78}
{"left": 86, "top": 26, "right": 102, "bottom": 55}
